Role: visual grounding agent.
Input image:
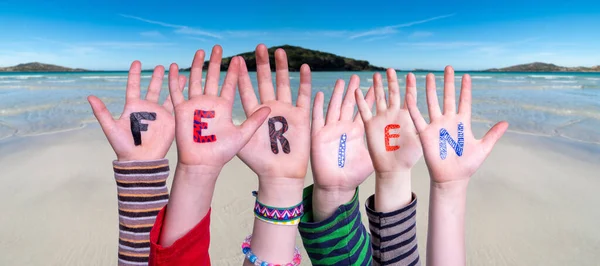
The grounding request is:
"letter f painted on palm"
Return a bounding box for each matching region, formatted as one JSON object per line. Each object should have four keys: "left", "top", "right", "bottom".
{"left": 439, "top": 122, "right": 465, "bottom": 160}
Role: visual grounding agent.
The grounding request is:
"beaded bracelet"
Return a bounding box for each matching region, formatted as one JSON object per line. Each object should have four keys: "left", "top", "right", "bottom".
{"left": 252, "top": 191, "right": 304, "bottom": 225}
{"left": 242, "top": 234, "right": 302, "bottom": 266}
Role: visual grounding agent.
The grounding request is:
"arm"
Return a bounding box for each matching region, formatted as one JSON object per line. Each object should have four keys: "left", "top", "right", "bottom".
{"left": 88, "top": 63, "right": 180, "bottom": 265}
{"left": 236, "top": 45, "right": 311, "bottom": 265}
{"left": 298, "top": 75, "right": 375, "bottom": 265}
{"left": 149, "top": 46, "right": 270, "bottom": 265}
{"left": 406, "top": 67, "right": 508, "bottom": 266}
{"left": 355, "top": 70, "right": 424, "bottom": 265}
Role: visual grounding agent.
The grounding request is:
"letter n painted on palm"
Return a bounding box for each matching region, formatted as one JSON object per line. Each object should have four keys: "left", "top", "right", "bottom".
{"left": 439, "top": 122, "right": 464, "bottom": 160}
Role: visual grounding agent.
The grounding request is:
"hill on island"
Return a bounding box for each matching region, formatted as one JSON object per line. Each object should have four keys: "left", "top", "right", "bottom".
{"left": 0, "top": 62, "right": 87, "bottom": 72}
{"left": 183, "top": 45, "right": 385, "bottom": 72}
{"left": 486, "top": 62, "right": 600, "bottom": 72}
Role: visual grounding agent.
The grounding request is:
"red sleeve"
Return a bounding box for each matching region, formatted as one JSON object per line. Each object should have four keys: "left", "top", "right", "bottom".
{"left": 149, "top": 206, "right": 211, "bottom": 266}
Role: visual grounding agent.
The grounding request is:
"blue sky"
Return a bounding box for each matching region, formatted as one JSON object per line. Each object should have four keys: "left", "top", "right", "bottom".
{"left": 1, "top": 0, "right": 599, "bottom": 70}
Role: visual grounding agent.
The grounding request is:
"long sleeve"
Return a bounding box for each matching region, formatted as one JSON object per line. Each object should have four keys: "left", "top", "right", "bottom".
{"left": 298, "top": 185, "right": 372, "bottom": 266}
{"left": 365, "top": 193, "right": 420, "bottom": 266}
{"left": 148, "top": 207, "right": 211, "bottom": 265}
{"left": 113, "top": 159, "right": 170, "bottom": 266}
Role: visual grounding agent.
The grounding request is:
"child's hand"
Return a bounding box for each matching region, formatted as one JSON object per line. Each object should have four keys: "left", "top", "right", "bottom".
{"left": 88, "top": 62, "right": 184, "bottom": 161}
{"left": 309, "top": 76, "right": 375, "bottom": 220}
{"left": 237, "top": 44, "right": 311, "bottom": 184}
{"left": 169, "top": 46, "right": 270, "bottom": 171}
{"left": 356, "top": 70, "right": 423, "bottom": 174}
{"left": 406, "top": 66, "right": 508, "bottom": 184}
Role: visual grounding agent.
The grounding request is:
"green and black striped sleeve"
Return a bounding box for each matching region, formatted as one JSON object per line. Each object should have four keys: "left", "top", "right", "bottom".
{"left": 298, "top": 185, "right": 372, "bottom": 266}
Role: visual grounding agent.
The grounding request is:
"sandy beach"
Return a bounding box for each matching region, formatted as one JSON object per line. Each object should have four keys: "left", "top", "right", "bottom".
{"left": 0, "top": 124, "right": 599, "bottom": 265}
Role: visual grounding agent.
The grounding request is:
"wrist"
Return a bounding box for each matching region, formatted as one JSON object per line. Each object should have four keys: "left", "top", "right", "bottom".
{"left": 430, "top": 179, "right": 469, "bottom": 200}
{"left": 312, "top": 186, "right": 355, "bottom": 222}
{"left": 256, "top": 176, "right": 304, "bottom": 207}
{"left": 375, "top": 169, "right": 412, "bottom": 212}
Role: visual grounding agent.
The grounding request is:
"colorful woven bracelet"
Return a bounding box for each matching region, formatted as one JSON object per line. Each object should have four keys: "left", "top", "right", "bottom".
{"left": 242, "top": 234, "right": 302, "bottom": 266}
{"left": 252, "top": 191, "right": 303, "bottom": 225}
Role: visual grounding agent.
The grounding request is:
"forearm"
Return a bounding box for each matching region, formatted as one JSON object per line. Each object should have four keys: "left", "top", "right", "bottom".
{"left": 113, "top": 159, "right": 170, "bottom": 266}
{"left": 159, "top": 163, "right": 219, "bottom": 247}
{"left": 374, "top": 169, "right": 412, "bottom": 212}
{"left": 426, "top": 180, "right": 469, "bottom": 266}
{"left": 244, "top": 177, "right": 304, "bottom": 265}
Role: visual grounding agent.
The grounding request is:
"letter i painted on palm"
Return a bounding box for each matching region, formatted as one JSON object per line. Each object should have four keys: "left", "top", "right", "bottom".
{"left": 193, "top": 110, "right": 216, "bottom": 143}
{"left": 439, "top": 122, "right": 464, "bottom": 160}
{"left": 385, "top": 124, "right": 400, "bottom": 151}
{"left": 338, "top": 133, "right": 347, "bottom": 168}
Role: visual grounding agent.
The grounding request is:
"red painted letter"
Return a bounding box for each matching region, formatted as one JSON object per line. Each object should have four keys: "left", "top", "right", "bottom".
{"left": 385, "top": 124, "right": 400, "bottom": 151}
{"left": 193, "top": 110, "right": 216, "bottom": 143}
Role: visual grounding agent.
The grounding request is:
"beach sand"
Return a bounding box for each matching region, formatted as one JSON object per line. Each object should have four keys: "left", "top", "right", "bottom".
{"left": 0, "top": 126, "right": 599, "bottom": 265}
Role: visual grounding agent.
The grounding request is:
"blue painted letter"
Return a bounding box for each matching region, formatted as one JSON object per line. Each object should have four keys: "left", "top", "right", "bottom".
{"left": 338, "top": 133, "right": 347, "bottom": 168}
{"left": 439, "top": 122, "right": 464, "bottom": 160}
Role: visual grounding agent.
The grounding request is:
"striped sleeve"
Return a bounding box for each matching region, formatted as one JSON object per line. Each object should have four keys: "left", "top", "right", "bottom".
{"left": 365, "top": 193, "right": 420, "bottom": 266}
{"left": 298, "top": 185, "right": 372, "bottom": 266}
{"left": 113, "top": 159, "right": 170, "bottom": 266}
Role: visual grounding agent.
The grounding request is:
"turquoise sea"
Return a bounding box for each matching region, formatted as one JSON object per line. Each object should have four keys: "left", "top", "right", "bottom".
{"left": 0, "top": 71, "right": 599, "bottom": 145}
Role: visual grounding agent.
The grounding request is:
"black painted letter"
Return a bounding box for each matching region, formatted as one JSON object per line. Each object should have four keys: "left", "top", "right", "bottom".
{"left": 268, "top": 116, "right": 290, "bottom": 154}
{"left": 130, "top": 112, "right": 156, "bottom": 146}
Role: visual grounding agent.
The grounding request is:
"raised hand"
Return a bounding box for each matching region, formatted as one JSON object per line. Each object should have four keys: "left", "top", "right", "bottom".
{"left": 406, "top": 66, "right": 508, "bottom": 183}
{"left": 88, "top": 61, "right": 185, "bottom": 161}
{"left": 237, "top": 44, "right": 312, "bottom": 183}
{"left": 406, "top": 66, "right": 508, "bottom": 266}
{"left": 310, "top": 75, "right": 375, "bottom": 220}
{"left": 159, "top": 46, "right": 270, "bottom": 247}
{"left": 169, "top": 46, "right": 270, "bottom": 169}
{"left": 355, "top": 69, "right": 423, "bottom": 211}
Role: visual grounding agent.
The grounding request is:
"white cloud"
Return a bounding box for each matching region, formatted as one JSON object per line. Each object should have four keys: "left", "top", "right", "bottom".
{"left": 397, "top": 41, "right": 483, "bottom": 49}
{"left": 349, "top": 14, "right": 455, "bottom": 39}
{"left": 140, "top": 31, "right": 163, "bottom": 38}
{"left": 120, "top": 14, "right": 222, "bottom": 39}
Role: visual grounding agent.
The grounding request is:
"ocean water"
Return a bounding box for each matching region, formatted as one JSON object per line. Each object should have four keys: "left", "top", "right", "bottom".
{"left": 0, "top": 71, "right": 599, "bottom": 145}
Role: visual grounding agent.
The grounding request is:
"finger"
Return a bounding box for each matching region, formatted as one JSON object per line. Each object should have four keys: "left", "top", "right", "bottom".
{"left": 87, "top": 95, "right": 115, "bottom": 132}
{"left": 340, "top": 75, "right": 359, "bottom": 121}
{"left": 311, "top": 91, "right": 325, "bottom": 135}
{"left": 274, "top": 48, "right": 292, "bottom": 104}
{"left": 238, "top": 107, "right": 271, "bottom": 145}
{"left": 481, "top": 121, "right": 509, "bottom": 156}
{"left": 354, "top": 86, "right": 376, "bottom": 123}
{"left": 325, "top": 79, "right": 345, "bottom": 125}
{"left": 188, "top": 49, "right": 206, "bottom": 98}
{"left": 145, "top": 65, "right": 165, "bottom": 103}
{"left": 386, "top": 68, "right": 401, "bottom": 109}
{"left": 426, "top": 73, "right": 442, "bottom": 121}
{"left": 238, "top": 57, "right": 259, "bottom": 115}
{"left": 374, "top": 73, "right": 387, "bottom": 114}
{"left": 204, "top": 45, "right": 223, "bottom": 96}
{"left": 221, "top": 56, "right": 239, "bottom": 105}
{"left": 255, "top": 44, "right": 276, "bottom": 103}
{"left": 168, "top": 63, "right": 185, "bottom": 106}
{"left": 443, "top": 66, "right": 456, "bottom": 115}
{"left": 404, "top": 72, "right": 417, "bottom": 110}
{"left": 296, "top": 64, "right": 312, "bottom": 109}
{"left": 406, "top": 79, "right": 428, "bottom": 132}
{"left": 163, "top": 75, "right": 186, "bottom": 113}
{"left": 125, "top": 61, "right": 142, "bottom": 103}
{"left": 458, "top": 74, "right": 472, "bottom": 117}
{"left": 355, "top": 89, "right": 373, "bottom": 122}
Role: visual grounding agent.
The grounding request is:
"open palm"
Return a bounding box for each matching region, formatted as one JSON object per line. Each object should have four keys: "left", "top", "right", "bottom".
{"left": 311, "top": 75, "right": 375, "bottom": 191}
{"left": 169, "top": 46, "right": 270, "bottom": 168}
{"left": 237, "top": 45, "right": 311, "bottom": 180}
{"left": 406, "top": 66, "right": 508, "bottom": 183}
{"left": 356, "top": 70, "right": 423, "bottom": 173}
{"left": 88, "top": 61, "right": 184, "bottom": 161}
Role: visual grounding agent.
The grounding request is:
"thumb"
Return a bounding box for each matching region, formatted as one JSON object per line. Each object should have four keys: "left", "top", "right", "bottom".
{"left": 238, "top": 107, "right": 271, "bottom": 145}
{"left": 87, "top": 95, "right": 115, "bottom": 132}
{"left": 481, "top": 121, "right": 509, "bottom": 155}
